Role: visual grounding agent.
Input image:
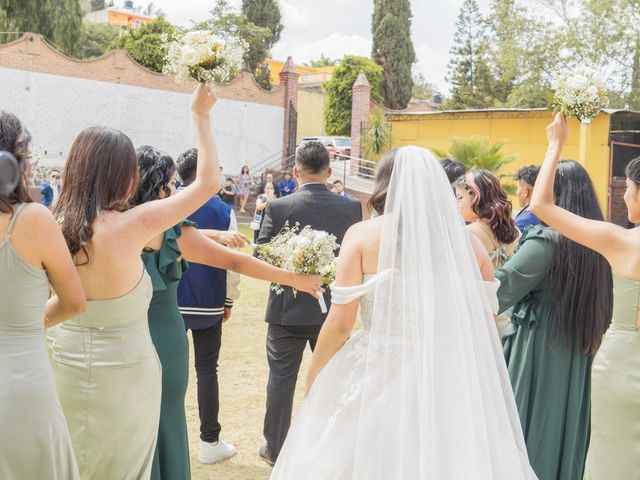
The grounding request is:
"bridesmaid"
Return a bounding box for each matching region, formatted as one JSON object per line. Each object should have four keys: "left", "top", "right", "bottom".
{"left": 49, "top": 85, "right": 222, "bottom": 480}
{"left": 496, "top": 159, "right": 613, "bottom": 480}
{"left": 132, "top": 146, "right": 323, "bottom": 480}
{"left": 0, "top": 112, "right": 85, "bottom": 478}
{"left": 531, "top": 113, "right": 640, "bottom": 480}
{"left": 455, "top": 169, "right": 519, "bottom": 268}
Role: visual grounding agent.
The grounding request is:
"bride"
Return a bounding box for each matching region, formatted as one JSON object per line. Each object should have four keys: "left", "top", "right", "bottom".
{"left": 270, "top": 147, "right": 537, "bottom": 479}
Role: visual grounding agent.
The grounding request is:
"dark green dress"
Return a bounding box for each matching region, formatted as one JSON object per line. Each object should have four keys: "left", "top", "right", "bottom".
{"left": 142, "top": 221, "right": 195, "bottom": 480}
{"left": 496, "top": 226, "right": 591, "bottom": 480}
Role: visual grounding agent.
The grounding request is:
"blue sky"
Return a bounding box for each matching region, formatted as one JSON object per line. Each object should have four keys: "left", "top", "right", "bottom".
{"left": 151, "top": 0, "right": 492, "bottom": 92}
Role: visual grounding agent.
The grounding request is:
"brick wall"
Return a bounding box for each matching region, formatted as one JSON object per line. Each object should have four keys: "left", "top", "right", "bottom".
{"left": 0, "top": 34, "right": 285, "bottom": 175}
{"left": 350, "top": 71, "right": 372, "bottom": 164}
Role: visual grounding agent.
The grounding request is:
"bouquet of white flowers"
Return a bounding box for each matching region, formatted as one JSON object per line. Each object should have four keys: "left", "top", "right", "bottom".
{"left": 552, "top": 68, "right": 608, "bottom": 123}
{"left": 162, "top": 30, "right": 246, "bottom": 84}
{"left": 256, "top": 223, "right": 340, "bottom": 313}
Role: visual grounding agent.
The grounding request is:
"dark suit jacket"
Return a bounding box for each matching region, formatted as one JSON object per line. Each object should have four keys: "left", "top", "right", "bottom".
{"left": 257, "top": 183, "right": 362, "bottom": 326}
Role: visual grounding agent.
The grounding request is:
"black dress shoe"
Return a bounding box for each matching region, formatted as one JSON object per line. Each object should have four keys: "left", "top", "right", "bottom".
{"left": 259, "top": 443, "right": 276, "bottom": 466}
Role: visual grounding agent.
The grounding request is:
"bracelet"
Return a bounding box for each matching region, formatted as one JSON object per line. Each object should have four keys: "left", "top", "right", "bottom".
{"left": 290, "top": 272, "right": 298, "bottom": 297}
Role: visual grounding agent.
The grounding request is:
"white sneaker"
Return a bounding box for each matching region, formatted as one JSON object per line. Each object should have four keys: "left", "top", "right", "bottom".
{"left": 199, "top": 439, "right": 237, "bottom": 464}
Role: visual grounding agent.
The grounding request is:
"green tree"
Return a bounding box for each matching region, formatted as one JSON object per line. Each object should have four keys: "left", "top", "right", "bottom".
{"left": 79, "top": 23, "right": 120, "bottom": 59}
{"left": 0, "top": 0, "right": 83, "bottom": 55}
{"left": 371, "top": 0, "right": 416, "bottom": 109}
{"left": 305, "top": 53, "right": 338, "bottom": 68}
{"left": 324, "top": 56, "right": 384, "bottom": 136}
{"left": 242, "top": 0, "right": 283, "bottom": 89}
{"left": 90, "top": 0, "right": 105, "bottom": 11}
{"left": 431, "top": 137, "right": 515, "bottom": 172}
{"left": 199, "top": 1, "right": 272, "bottom": 87}
{"left": 362, "top": 109, "right": 392, "bottom": 160}
{"left": 445, "top": 0, "right": 496, "bottom": 109}
{"left": 111, "top": 17, "right": 177, "bottom": 72}
{"left": 412, "top": 72, "right": 438, "bottom": 101}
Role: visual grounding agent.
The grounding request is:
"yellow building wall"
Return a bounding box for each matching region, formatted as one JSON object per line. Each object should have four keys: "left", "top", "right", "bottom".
{"left": 263, "top": 59, "right": 335, "bottom": 85}
{"left": 297, "top": 89, "right": 326, "bottom": 142}
{"left": 107, "top": 10, "right": 153, "bottom": 27}
{"left": 391, "top": 110, "right": 612, "bottom": 212}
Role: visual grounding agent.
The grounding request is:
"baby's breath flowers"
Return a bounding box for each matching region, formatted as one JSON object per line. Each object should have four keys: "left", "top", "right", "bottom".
{"left": 552, "top": 68, "right": 608, "bottom": 123}
{"left": 162, "top": 30, "right": 246, "bottom": 84}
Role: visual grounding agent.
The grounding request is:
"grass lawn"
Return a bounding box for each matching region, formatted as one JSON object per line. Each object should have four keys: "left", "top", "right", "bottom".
{"left": 187, "top": 223, "right": 312, "bottom": 480}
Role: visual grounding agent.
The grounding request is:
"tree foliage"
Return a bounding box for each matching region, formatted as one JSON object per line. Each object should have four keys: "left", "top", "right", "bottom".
{"left": 111, "top": 17, "right": 177, "bottom": 73}
{"left": 371, "top": 0, "right": 416, "bottom": 109}
{"left": 362, "top": 109, "right": 392, "bottom": 160}
{"left": 242, "top": 0, "right": 283, "bottom": 89}
{"left": 412, "top": 72, "right": 438, "bottom": 101}
{"left": 445, "top": 0, "right": 496, "bottom": 109}
{"left": 324, "top": 56, "right": 384, "bottom": 137}
{"left": 305, "top": 54, "right": 339, "bottom": 68}
{"left": 431, "top": 137, "right": 515, "bottom": 172}
{"left": 79, "top": 23, "right": 120, "bottom": 59}
{"left": 0, "top": 0, "right": 83, "bottom": 55}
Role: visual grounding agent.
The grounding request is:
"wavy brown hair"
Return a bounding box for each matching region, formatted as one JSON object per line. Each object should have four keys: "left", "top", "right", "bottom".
{"left": 368, "top": 148, "right": 398, "bottom": 215}
{"left": 456, "top": 169, "right": 519, "bottom": 244}
{"left": 0, "top": 112, "right": 32, "bottom": 214}
{"left": 54, "top": 127, "right": 138, "bottom": 262}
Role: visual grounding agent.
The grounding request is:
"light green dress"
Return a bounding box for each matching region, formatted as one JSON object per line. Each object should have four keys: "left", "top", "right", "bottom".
{"left": 0, "top": 204, "right": 80, "bottom": 479}
{"left": 585, "top": 273, "right": 640, "bottom": 479}
{"left": 50, "top": 267, "right": 161, "bottom": 480}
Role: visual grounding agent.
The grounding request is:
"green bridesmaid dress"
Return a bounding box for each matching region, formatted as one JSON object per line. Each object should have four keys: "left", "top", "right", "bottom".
{"left": 496, "top": 226, "right": 592, "bottom": 480}
{"left": 141, "top": 221, "right": 195, "bottom": 480}
{"left": 585, "top": 273, "right": 640, "bottom": 479}
{"left": 50, "top": 268, "right": 161, "bottom": 480}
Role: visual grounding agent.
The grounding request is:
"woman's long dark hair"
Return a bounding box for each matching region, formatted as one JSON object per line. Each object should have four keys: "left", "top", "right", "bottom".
{"left": 368, "top": 148, "right": 397, "bottom": 215}
{"left": 549, "top": 160, "right": 613, "bottom": 355}
{"left": 54, "top": 127, "right": 138, "bottom": 261}
{"left": 131, "top": 146, "right": 176, "bottom": 206}
{"left": 0, "top": 112, "right": 32, "bottom": 214}
{"left": 457, "top": 169, "right": 519, "bottom": 244}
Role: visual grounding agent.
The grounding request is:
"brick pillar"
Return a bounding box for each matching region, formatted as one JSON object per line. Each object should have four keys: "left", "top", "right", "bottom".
{"left": 351, "top": 71, "right": 372, "bottom": 173}
{"left": 279, "top": 57, "right": 299, "bottom": 169}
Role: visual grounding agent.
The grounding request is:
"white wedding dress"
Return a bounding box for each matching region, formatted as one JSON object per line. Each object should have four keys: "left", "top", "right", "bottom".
{"left": 270, "top": 147, "right": 537, "bottom": 480}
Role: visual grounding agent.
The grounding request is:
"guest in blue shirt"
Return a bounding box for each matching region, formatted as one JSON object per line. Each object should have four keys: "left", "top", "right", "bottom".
{"left": 40, "top": 168, "right": 61, "bottom": 207}
{"left": 278, "top": 172, "right": 296, "bottom": 197}
{"left": 514, "top": 165, "right": 541, "bottom": 232}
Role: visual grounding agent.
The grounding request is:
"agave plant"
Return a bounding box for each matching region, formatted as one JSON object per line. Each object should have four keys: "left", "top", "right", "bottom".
{"left": 432, "top": 137, "right": 517, "bottom": 194}
{"left": 362, "top": 109, "right": 392, "bottom": 161}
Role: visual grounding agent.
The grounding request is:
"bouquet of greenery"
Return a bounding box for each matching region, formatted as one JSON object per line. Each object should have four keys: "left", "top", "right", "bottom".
{"left": 552, "top": 68, "right": 608, "bottom": 123}
{"left": 163, "top": 30, "right": 246, "bottom": 84}
{"left": 256, "top": 223, "right": 339, "bottom": 313}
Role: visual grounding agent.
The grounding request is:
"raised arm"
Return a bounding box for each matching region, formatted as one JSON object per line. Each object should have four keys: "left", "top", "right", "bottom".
{"left": 177, "top": 226, "right": 323, "bottom": 297}
{"left": 306, "top": 224, "right": 363, "bottom": 394}
{"left": 122, "top": 84, "right": 221, "bottom": 247}
{"left": 530, "top": 112, "right": 627, "bottom": 263}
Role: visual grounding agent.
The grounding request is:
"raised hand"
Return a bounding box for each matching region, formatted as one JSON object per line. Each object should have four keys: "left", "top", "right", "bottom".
{"left": 547, "top": 112, "right": 569, "bottom": 151}
{"left": 191, "top": 83, "right": 217, "bottom": 118}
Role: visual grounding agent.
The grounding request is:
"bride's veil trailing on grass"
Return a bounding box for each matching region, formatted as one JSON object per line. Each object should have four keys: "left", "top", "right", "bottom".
{"left": 351, "top": 147, "right": 536, "bottom": 479}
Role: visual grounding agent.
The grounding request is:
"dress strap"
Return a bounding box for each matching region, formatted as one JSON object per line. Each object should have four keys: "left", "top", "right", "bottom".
{"left": 331, "top": 269, "right": 391, "bottom": 305}
{"left": 476, "top": 221, "right": 499, "bottom": 250}
{"left": 4, "top": 203, "right": 26, "bottom": 241}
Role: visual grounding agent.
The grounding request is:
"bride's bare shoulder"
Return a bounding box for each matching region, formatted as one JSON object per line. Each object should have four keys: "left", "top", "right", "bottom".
{"left": 343, "top": 216, "right": 383, "bottom": 242}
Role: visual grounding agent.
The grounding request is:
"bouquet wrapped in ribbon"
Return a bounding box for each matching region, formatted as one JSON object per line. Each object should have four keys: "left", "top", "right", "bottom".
{"left": 552, "top": 68, "right": 608, "bottom": 123}
{"left": 163, "top": 30, "right": 246, "bottom": 84}
{"left": 256, "top": 223, "right": 339, "bottom": 313}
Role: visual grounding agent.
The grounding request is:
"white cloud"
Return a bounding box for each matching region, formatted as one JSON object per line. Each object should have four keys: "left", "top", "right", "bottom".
{"left": 413, "top": 43, "right": 451, "bottom": 93}
{"left": 272, "top": 33, "right": 372, "bottom": 64}
{"left": 279, "top": 1, "right": 312, "bottom": 31}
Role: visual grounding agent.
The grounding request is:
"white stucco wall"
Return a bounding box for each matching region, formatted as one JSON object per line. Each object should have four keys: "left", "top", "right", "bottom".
{"left": 0, "top": 67, "right": 284, "bottom": 175}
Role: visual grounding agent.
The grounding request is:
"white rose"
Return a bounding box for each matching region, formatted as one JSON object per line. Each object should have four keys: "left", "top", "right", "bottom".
{"left": 181, "top": 47, "right": 200, "bottom": 66}
{"left": 568, "top": 74, "right": 588, "bottom": 90}
{"left": 592, "top": 73, "right": 606, "bottom": 89}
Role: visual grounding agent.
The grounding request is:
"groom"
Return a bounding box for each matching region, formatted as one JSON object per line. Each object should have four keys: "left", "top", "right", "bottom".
{"left": 257, "top": 141, "right": 362, "bottom": 465}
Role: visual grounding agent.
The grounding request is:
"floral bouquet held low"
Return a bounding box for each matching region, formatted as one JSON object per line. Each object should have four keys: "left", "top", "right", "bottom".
{"left": 256, "top": 223, "right": 340, "bottom": 313}
{"left": 552, "top": 68, "right": 608, "bottom": 123}
{"left": 163, "top": 30, "right": 246, "bottom": 85}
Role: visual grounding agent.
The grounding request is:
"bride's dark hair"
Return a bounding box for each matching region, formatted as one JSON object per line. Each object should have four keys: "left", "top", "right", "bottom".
{"left": 549, "top": 160, "right": 613, "bottom": 355}
{"left": 368, "top": 148, "right": 398, "bottom": 215}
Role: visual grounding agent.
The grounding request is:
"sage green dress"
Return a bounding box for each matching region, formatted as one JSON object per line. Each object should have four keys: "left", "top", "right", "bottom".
{"left": 496, "top": 226, "right": 592, "bottom": 480}
{"left": 50, "top": 267, "right": 161, "bottom": 480}
{"left": 584, "top": 273, "right": 640, "bottom": 479}
{"left": 141, "top": 221, "right": 193, "bottom": 480}
{"left": 0, "top": 204, "right": 80, "bottom": 479}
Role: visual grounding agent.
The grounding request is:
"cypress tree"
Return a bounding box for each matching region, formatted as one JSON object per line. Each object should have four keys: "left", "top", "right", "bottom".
{"left": 242, "top": 0, "right": 283, "bottom": 89}
{"left": 371, "top": 0, "right": 416, "bottom": 109}
{"left": 0, "top": 0, "right": 83, "bottom": 55}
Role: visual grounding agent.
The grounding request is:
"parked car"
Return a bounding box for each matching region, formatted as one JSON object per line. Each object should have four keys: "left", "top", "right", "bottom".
{"left": 298, "top": 136, "right": 351, "bottom": 160}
